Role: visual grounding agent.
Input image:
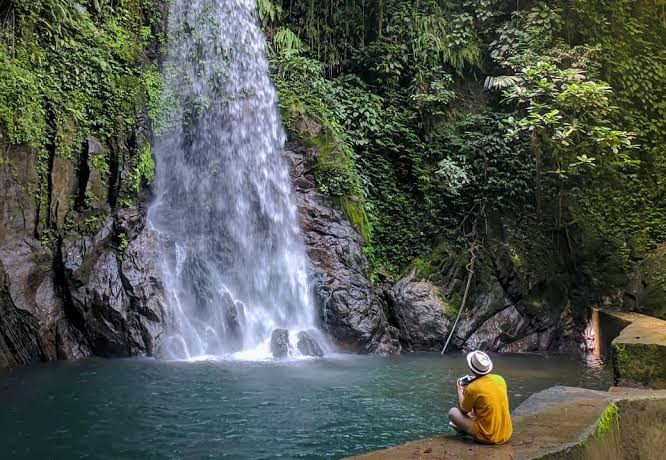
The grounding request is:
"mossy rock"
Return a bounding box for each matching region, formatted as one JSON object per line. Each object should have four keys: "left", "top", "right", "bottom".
{"left": 405, "top": 241, "right": 463, "bottom": 284}
{"left": 612, "top": 342, "right": 666, "bottom": 389}
{"left": 290, "top": 122, "right": 371, "bottom": 241}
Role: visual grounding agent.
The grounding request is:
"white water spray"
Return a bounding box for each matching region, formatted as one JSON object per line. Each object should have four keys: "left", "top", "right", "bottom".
{"left": 149, "top": 0, "right": 320, "bottom": 360}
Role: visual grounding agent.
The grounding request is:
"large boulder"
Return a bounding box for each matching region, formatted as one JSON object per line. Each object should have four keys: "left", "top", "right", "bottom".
{"left": 296, "top": 330, "right": 324, "bottom": 357}
{"left": 448, "top": 280, "right": 512, "bottom": 349}
{"left": 463, "top": 305, "right": 530, "bottom": 350}
{"left": 385, "top": 272, "right": 452, "bottom": 351}
{"left": 271, "top": 328, "right": 291, "bottom": 358}
{"left": 286, "top": 143, "right": 399, "bottom": 355}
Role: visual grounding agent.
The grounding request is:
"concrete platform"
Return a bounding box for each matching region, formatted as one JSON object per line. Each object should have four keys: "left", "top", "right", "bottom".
{"left": 347, "top": 386, "right": 666, "bottom": 460}
{"left": 598, "top": 309, "right": 666, "bottom": 389}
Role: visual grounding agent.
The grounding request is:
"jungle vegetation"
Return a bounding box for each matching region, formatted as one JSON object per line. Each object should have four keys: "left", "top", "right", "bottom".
{"left": 0, "top": 0, "right": 664, "bottom": 316}
{"left": 262, "top": 0, "right": 666, "bottom": 314}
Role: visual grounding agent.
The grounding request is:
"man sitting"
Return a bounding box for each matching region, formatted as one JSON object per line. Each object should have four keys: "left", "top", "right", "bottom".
{"left": 448, "top": 350, "right": 513, "bottom": 445}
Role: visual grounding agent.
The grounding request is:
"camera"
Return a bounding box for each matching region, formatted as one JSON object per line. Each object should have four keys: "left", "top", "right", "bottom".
{"left": 458, "top": 375, "right": 475, "bottom": 386}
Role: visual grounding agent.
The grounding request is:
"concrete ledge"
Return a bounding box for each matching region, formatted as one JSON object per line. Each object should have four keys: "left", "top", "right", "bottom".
{"left": 347, "top": 386, "right": 666, "bottom": 460}
{"left": 599, "top": 310, "right": 666, "bottom": 389}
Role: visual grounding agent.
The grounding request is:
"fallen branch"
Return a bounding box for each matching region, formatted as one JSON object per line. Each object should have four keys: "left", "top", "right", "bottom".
{"left": 441, "top": 200, "right": 485, "bottom": 355}
{"left": 441, "top": 250, "right": 475, "bottom": 355}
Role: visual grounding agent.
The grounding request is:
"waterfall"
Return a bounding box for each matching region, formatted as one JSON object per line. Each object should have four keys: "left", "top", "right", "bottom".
{"left": 148, "top": 0, "right": 319, "bottom": 360}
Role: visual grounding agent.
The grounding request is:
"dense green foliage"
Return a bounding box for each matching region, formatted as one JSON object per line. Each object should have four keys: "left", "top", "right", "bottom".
{"left": 265, "top": 0, "right": 666, "bottom": 295}
{"left": 0, "top": 0, "right": 163, "bottom": 235}
{"left": 0, "top": 0, "right": 663, "bottom": 308}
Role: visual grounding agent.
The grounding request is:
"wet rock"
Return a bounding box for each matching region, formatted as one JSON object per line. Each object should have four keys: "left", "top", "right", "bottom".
{"left": 218, "top": 291, "right": 243, "bottom": 352}
{"left": 61, "top": 202, "right": 166, "bottom": 357}
{"left": 463, "top": 305, "right": 531, "bottom": 351}
{"left": 286, "top": 144, "right": 399, "bottom": 355}
{"left": 68, "top": 249, "right": 130, "bottom": 355}
{"left": 297, "top": 331, "right": 324, "bottom": 357}
{"left": 271, "top": 328, "right": 291, "bottom": 358}
{"left": 0, "top": 142, "right": 89, "bottom": 367}
{"left": 63, "top": 218, "right": 114, "bottom": 273}
{"left": 449, "top": 280, "right": 512, "bottom": 349}
{"left": 0, "top": 238, "right": 86, "bottom": 362}
{"left": 386, "top": 272, "right": 452, "bottom": 351}
{"left": 0, "top": 143, "right": 39, "bottom": 243}
{"left": 370, "top": 325, "right": 402, "bottom": 356}
{"left": 0, "top": 240, "right": 84, "bottom": 369}
{"left": 0, "top": 259, "right": 45, "bottom": 371}
{"left": 117, "top": 206, "right": 166, "bottom": 355}
{"left": 50, "top": 157, "right": 78, "bottom": 229}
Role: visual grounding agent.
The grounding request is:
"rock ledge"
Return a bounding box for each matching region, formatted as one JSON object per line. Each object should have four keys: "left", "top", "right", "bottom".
{"left": 347, "top": 386, "right": 666, "bottom": 459}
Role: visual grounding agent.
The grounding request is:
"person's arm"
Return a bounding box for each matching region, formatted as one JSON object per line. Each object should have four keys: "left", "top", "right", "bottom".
{"left": 456, "top": 380, "right": 465, "bottom": 409}
{"left": 458, "top": 380, "right": 475, "bottom": 414}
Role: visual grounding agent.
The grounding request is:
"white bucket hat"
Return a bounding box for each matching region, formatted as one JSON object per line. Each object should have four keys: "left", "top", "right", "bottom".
{"left": 466, "top": 350, "right": 493, "bottom": 375}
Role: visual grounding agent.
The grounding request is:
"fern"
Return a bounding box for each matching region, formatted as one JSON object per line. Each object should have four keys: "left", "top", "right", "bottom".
{"left": 484, "top": 75, "right": 522, "bottom": 91}
{"left": 256, "top": 0, "right": 280, "bottom": 28}
{"left": 273, "top": 27, "right": 302, "bottom": 54}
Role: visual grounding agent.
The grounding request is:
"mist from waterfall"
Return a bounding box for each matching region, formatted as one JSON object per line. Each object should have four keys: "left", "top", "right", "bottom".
{"left": 148, "top": 0, "right": 320, "bottom": 360}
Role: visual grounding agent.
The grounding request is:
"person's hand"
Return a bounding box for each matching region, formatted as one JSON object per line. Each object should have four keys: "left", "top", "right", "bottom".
{"left": 456, "top": 379, "right": 463, "bottom": 390}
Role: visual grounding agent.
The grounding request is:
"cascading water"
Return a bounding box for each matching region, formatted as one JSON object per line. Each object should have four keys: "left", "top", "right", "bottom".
{"left": 148, "top": 0, "right": 320, "bottom": 360}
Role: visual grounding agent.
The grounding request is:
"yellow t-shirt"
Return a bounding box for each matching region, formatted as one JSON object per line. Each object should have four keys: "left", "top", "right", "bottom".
{"left": 460, "top": 374, "right": 513, "bottom": 444}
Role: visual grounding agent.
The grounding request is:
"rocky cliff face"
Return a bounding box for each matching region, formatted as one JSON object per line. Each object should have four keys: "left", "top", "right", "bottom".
{"left": 384, "top": 236, "right": 592, "bottom": 354}
{"left": 1, "top": 138, "right": 609, "bottom": 371}
{"left": 0, "top": 139, "right": 166, "bottom": 372}
{"left": 286, "top": 143, "right": 400, "bottom": 355}
{"left": 60, "top": 204, "right": 165, "bottom": 357}
{"left": 283, "top": 138, "right": 593, "bottom": 355}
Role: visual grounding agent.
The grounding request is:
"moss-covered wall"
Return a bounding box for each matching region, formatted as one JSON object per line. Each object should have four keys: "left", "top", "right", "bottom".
{"left": 264, "top": 0, "right": 666, "bottom": 330}
{"left": 613, "top": 343, "right": 666, "bottom": 390}
{"left": 597, "top": 309, "right": 666, "bottom": 389}
{"left": 0, "top": 0, "right": 166, "bottom": 243}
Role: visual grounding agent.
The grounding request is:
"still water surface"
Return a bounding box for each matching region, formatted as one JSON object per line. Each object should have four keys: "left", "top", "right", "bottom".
{"left": 0, "top": 353, "right": 610, "bottom": 459}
